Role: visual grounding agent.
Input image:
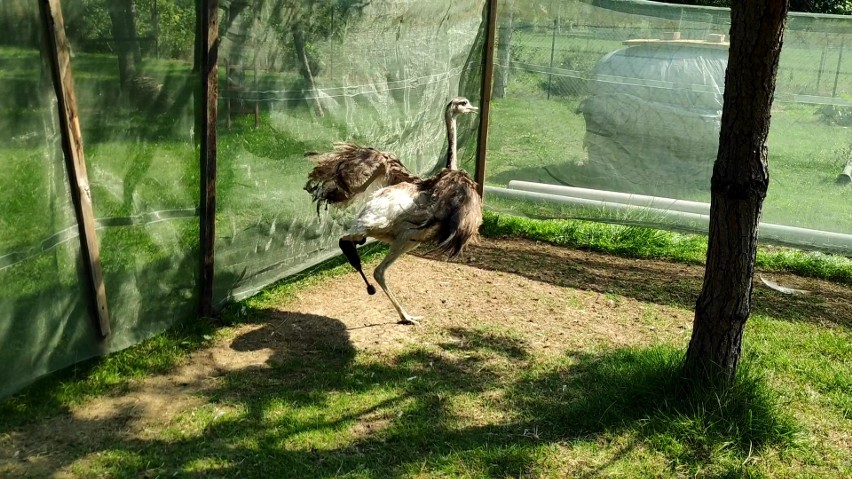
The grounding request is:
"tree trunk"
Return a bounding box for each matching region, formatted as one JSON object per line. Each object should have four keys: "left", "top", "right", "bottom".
{"left": 108, "top": 0, "right": 142, "bottom": 86}
{"left": 684, "top": 0, "right": 790, "bottom": 383}
{"left": 494, "top": 0, "right": 514, "bottom": 99}
{"left": 293, "top": 25, "right": 324, "bottom": 117}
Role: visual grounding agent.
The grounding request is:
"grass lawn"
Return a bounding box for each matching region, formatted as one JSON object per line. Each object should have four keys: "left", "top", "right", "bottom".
{"left": 1, "top": 231, "right": 849, "bottom": 478}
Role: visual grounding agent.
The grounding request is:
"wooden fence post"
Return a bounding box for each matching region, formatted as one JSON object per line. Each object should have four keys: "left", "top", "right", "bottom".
{"left": 39, "top": 0, "right": 111, "bottom": 337}
{"left": 475, "top": 0, "right": 498, "bottom": 197}
{"left": 547, "top": 17, "right": 557, "bottom": 99}
{"left": 199, "top": 0, "right": 219, "bottom": 318}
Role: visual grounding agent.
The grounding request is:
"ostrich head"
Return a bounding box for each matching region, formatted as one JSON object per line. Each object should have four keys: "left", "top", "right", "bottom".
{"left": 444, "top": 97, "right": 478, "bottom": 170}
{"left": 446, "top": 97, "right": 479, "bottom": 117}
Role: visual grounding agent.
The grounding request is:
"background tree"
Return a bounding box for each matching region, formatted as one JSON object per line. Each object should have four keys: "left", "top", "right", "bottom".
{"left": 683, "top": 0, "right": 791, "bottom": 383}
{"left": 270, "top": 0, "right": 369, "bottom": 116}
{"left": 137, "top": 0, "right": 195, "bottom": 60}
{"left": 107, "top": 0, "right": 143, "bottom": 85}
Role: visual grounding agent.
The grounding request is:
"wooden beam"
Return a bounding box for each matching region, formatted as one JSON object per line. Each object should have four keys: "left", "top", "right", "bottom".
{"left": 474, "top": 0, "right": 498, "bottom": 197}
{"left": 199, "top": 0, "right": 219, "bottom": 318}
{"left": 39, "top": 0, "right": 111, "bottom": 337}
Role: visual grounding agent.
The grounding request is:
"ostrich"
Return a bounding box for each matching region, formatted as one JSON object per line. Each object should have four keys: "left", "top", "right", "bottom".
{"left": 304, "top": 97, "right": 482, "bottom": 324}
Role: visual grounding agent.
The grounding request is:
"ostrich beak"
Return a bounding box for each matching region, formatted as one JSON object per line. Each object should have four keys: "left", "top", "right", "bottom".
{"left": 467, "top": 106, "right": 479, "bottom": 114}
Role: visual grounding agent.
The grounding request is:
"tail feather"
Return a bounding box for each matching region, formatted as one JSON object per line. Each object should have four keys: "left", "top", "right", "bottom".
{"left": 428, "top": 170, "right": 483, "bottom": 259}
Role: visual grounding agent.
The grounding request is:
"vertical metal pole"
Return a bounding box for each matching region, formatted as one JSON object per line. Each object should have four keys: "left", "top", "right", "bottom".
{"left": 474, "top": 0, "right": 498, "bottom": 197}
{"left": 39, "top": 0, "right": 111, "bottom": 337}
{"left": 199, "top": 0, "right": 219, "bottom": 317}
{"left": 547, "top": 17, "right": 557, "bottom": 100}
{"left": 832, "top": 37, "right": 844, "bottom": 98}
{"left": 816, "top": 40, "right": 826, "bottom": 93}
{"left": 330, "top": 8, "right": 335, "bottom": 82}
{"left": 254, "top": 61, "right": 259, "bottom": 128}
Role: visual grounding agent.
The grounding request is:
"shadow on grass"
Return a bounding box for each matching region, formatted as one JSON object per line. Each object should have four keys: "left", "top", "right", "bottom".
{"left": 0, "top": 232, "right": 209, "bottom": 423}
{"left": 438, "top": 239, "right": 852, "bottom": 329}
{"left": 0, "top": 306, "right": 798, "bottom": 478}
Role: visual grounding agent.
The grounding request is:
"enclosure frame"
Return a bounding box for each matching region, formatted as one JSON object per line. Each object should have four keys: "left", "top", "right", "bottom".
{"left": 31, "top": 0, "right": 499, "bottom": 327}
{"left": 475, "top": 0, "right": 498, "bottom": 197}
{"left": 38, "top": 0, "right": 111, "bottom": 338}
{"left": 199, "top": 0, "right": 220, "bottom": 318}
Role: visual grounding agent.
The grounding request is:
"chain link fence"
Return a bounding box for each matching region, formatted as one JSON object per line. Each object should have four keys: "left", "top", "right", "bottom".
{"left": 485, "top": 0, "right": 852, "bottom": 252}
{"left": 498, "top": 3, "right": 850, "bottom": 102}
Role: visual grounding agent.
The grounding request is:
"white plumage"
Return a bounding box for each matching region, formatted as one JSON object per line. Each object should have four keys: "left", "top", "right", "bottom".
{"left": 348, "top": 183, "right": 422, "bottom": 243}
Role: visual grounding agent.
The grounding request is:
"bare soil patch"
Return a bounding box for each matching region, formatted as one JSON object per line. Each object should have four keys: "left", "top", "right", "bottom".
{"left": 1, "top": 237, "right": 848, "bottom": 477}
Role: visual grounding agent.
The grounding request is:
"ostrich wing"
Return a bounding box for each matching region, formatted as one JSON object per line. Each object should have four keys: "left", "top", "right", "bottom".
{"left": 304, "top": 142, "right": 420, "bottom": 213}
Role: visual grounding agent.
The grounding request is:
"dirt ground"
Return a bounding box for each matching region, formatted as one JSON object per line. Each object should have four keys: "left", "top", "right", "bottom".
{"left": 1, "top": 237, "right": 849, "bottom": 477}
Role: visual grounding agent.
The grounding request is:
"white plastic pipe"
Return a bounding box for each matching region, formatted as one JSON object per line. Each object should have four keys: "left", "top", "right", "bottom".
{"left": 838, "top": 161, "right": 852, "bottom": 185}
{"left": 508, "top": 180, "right": 711, "bottom": 215}
{"left": 485, "top": 185, "right": 852, "bottom": 255}
{"left": 487, "top": 186, "right": 710, "bottom": 227}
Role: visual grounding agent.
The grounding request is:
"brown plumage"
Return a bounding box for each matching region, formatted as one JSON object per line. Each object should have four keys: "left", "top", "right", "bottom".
{"left": 304, "top": 144, "right": 420, "bottom": 213}
{"left": 304, "top": 97, "right": 482, "bottom": 324}
{"left": 415, "top": 169, "right": 482, "bottom": 259}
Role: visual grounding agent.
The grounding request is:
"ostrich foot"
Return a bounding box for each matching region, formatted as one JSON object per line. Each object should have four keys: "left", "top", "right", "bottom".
{"left": 397, "top": 315, "right": 422, "bottom": 325}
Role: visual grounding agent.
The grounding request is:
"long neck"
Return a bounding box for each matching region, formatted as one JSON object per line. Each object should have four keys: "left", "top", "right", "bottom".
{"left": 445, "top": 111, "right": 457, "bottom": 170}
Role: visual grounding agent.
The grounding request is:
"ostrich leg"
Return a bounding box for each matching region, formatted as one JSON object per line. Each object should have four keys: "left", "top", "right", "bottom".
{"left": 373, "top": 237, "right": 421, "bottom": 324}
{"left": 339, "top": 237, "right": 376, "bottom": 295}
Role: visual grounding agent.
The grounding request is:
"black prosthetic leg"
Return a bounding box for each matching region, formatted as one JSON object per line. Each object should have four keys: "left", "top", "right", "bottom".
{"left": 339, "top": 238, "right": 377, "bottom": 295}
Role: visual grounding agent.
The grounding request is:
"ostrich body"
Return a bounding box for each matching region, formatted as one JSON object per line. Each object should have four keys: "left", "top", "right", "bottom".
{"left": 305, "top": 97, "right": 482, "bottom": 324}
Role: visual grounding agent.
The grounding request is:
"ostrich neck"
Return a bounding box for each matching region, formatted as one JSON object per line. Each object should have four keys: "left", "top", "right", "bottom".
{"left": 445, "top": 113, "right": 457, "bottom": 170}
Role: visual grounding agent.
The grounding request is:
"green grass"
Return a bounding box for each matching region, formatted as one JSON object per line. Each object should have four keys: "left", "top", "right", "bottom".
{"left": 74, "top": 345, "right": 798, "bottom": 478}
{"left": 3, "top": 238, "right": 851, "bottom": 477}
{"left": 480, "top": 212, "right": 852, "bottom": 284}
{"left": 0, "top": 318, "right": 217, "bottom": 426}
{"left": 0, "top": 243, "right": 386, "bottom": 426}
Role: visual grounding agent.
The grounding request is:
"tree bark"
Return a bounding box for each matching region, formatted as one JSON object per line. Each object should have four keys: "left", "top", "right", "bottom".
{"left": 293, "top": 25, "right": 324, "bottom": 117}
{"left": 684, "top": 0, "right": 790, "bottom": 383}
{"left": 108, "top": 0, "right": 142, "bottom": 86}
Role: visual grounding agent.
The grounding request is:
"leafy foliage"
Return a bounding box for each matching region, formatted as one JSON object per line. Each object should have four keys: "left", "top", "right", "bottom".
{"left": 652, "top": 0, "right": 852, "bottom": 15}
{"left": 62, "top": 0, "right": 195, "bottom": 60}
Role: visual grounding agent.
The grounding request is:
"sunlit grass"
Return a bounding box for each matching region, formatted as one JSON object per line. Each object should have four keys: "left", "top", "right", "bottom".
{"left": 2, "top": 215, "right": 850, "bottom": 477}
{"left": 480, "top": 212, "right": 852, "bottom": 284}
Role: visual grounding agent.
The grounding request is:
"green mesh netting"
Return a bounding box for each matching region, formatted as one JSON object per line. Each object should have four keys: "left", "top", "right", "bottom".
{"left": 0, "top": 1, "right": 96, "bottom": 397}
{"left": 58, "top": 0, "right": 201, "bottom": 352}
{"left": 0, "top": 0, "right": 487, "bottom": 398}
{"left": 486, "top": 0, "right": 852, "bottom": 254}
{"left": 214, "top": 0, "right": 487, "bottom": 303}
{"left": 1, "top": 0, "right": 200, "bottom": 397}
